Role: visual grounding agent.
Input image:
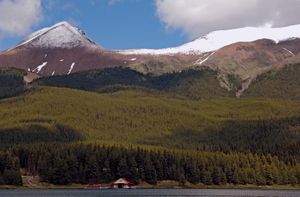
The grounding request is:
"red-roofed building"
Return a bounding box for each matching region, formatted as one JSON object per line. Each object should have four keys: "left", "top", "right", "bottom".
{"left": 111, "top": 178, "right": 134, "bottom": 189}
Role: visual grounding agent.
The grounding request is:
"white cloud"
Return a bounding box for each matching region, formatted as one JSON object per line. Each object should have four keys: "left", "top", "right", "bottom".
{"left": 0, "top": 0, "right": 42, "bottom": 38}
{"left": 156, "top": 0, "right": 300, "bottom": 39}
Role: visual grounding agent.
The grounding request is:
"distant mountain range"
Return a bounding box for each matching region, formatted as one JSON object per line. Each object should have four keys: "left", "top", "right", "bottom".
{"left": 1, "top": 21, "right": 300, "bottom": 97}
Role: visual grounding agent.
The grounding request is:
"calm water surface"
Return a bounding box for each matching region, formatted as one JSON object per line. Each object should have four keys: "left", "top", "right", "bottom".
{"left": 0, "top": 189, "right": 300, "bottom": 197}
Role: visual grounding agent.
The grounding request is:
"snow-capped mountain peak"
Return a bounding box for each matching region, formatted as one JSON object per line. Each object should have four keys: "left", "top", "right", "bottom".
{"left": 120, "top": 24, "right": 300, "bottom": 55}
{"left": 15, "top": 21, "right": 98, "bottom": 49}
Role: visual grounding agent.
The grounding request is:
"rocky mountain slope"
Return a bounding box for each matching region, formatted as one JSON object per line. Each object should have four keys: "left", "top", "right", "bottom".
{"left": 198, "top": 39, "right": 300, "bottom": 96}
{"left": 0, "top": 22, "right": 131, "bottom": 76}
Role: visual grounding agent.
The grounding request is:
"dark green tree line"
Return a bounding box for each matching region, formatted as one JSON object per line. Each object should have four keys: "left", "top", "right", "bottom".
{"left": 1, "top": 143, "right": 299, "bottom": 186}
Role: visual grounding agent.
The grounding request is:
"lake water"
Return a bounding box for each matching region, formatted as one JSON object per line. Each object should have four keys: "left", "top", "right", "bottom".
{"left": 0, "top": 189, "right": 300, "bottom": 197}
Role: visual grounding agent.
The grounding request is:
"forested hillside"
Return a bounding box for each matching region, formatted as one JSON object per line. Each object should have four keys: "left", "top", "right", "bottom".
{"left": 34, "top": 63, "right": 300, "bottom": 100}
{"left": 36, "top": 67, "right": 236, "bottom": 99}
{"left": 0, "top": 151, "right": 22, "bottom": 186}
{"left": 244, "top": 64, "right": 300, "bottom": 99}
{"left": 1, "top": 143, "right": 299, "bottom": 186}
{"left": 1, "top": 66, "right": 300, "bottom": 187}
{"left": 1, "top": 87, "right": 300, "bottom": 149}
{"left": 0, "top": 69, "right": 25, "bottom": 99}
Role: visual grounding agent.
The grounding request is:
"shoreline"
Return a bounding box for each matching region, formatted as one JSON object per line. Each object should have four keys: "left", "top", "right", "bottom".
{"left": 0, "top": 176, "right": 299, "bottom": 190}
{"left": 1, "top": 184, "right": 300, "bottom": 190}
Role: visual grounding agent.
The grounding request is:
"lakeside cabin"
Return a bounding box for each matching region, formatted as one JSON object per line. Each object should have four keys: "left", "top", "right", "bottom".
{"left": 111, "top": 178, "right": 134, "bottom": 189}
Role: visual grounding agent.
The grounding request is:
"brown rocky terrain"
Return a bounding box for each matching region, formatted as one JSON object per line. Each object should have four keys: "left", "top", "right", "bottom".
{"left": 196, "top": 39, "right": 300, "bottom": 95}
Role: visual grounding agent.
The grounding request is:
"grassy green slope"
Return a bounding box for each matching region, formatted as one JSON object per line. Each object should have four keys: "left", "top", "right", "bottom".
{"left": 1, "top": 86, "right": 300, "bottom": 149}
{"left": 243, "top": 64, "right": 300, "bottom": 99}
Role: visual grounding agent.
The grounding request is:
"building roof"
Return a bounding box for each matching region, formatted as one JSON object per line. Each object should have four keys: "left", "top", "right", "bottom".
{"left": 113, "top": 178, "right": 130, "bottom": 184}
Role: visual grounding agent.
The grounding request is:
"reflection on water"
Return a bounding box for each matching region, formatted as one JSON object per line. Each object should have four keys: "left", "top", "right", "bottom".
{"left": 0, "top": 189, "right": 300, "bottom": 197}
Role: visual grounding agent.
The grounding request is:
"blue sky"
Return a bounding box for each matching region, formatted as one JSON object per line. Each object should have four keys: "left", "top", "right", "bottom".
{"left": 0, "top": 0, "right": 187, "bottom": 50}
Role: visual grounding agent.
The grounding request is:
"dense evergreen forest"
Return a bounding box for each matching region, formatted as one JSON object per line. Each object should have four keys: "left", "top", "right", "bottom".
{"left": 0, "top": 151, "right": 22, "bottom": 186}
{"left": 2, "top": 117, "right": 300, "bottom": 186}
{"left": 243, "top": 63, "right": 300, "bottom": 99}
{"left": 1, "top": 143, "right": 300, "bottom": 186}
{"left": 0, "top": 69, "right": 25, "bottom": 99}
{"left": 163, "top": 116, "right": 300, "bottom": 163}
{"left": 36, "top": 67, "right": 235, "bottom": 99}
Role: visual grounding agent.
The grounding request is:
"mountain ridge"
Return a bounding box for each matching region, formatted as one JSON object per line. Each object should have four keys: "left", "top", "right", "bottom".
{"left": 119, "top": 24, "right": 300, "bottom": 55}
{"left": 2, "top": 21, "right": 300, "bottom": 96}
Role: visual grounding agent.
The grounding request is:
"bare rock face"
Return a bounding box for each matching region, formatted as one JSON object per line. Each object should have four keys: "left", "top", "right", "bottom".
{"left": 23, "top": 72, "right": 40, "bottom": 84}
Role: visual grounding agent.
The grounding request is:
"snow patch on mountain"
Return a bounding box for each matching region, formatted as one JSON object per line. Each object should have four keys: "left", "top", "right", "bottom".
{"left": 120, "top": 24, "right": 300, "bottom": 55}
{"left": 67, "top": 62, "right": 75, "bottom": 75}
{"left": 32, "top": 62, "right": 47, "bottom": 73}
{"left": 282, "top": 48, "right": 295, "bottom": 56}
{"left": 14, "top": 22, "right": 98, "bottom": 49}
{"left": 195, "top": 52, "right": 215, "bottom": 65}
